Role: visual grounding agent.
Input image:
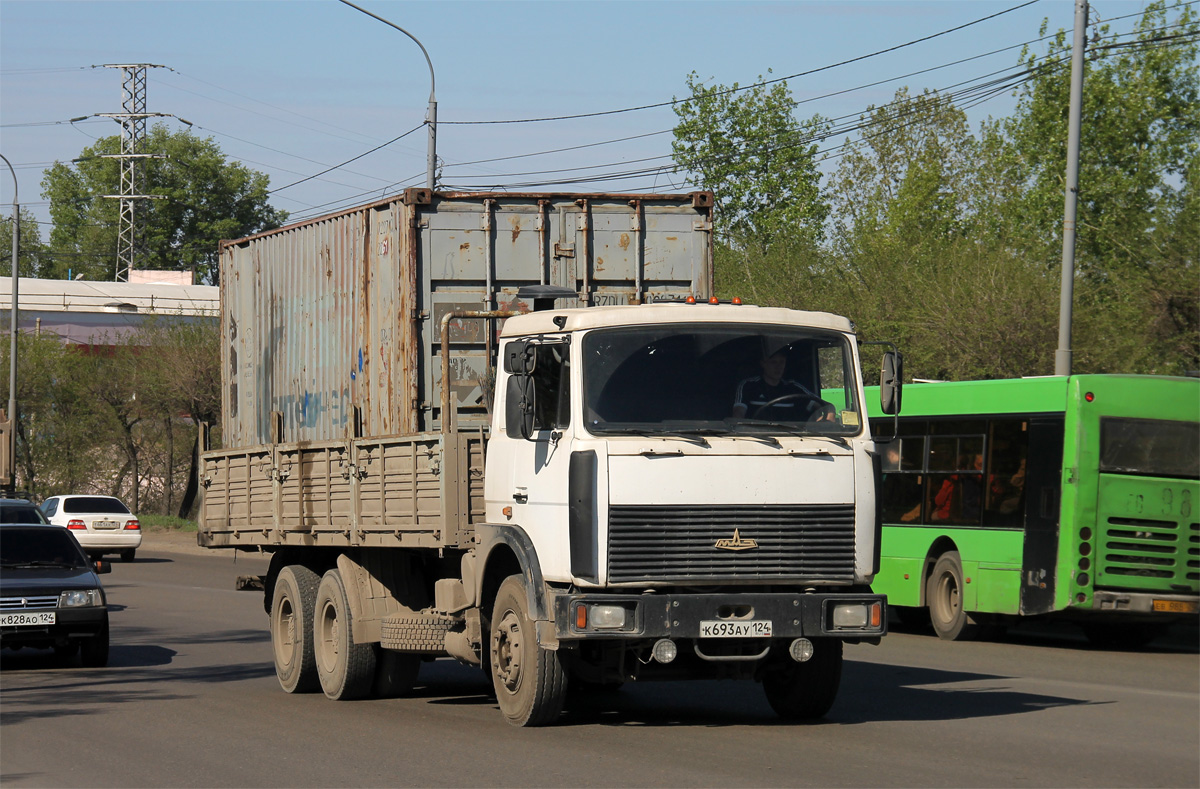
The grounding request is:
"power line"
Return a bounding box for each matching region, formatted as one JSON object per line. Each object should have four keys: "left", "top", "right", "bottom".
{"left": 268, "top": 123, "right": 425, "bottom": 194}
{"left": 438, "top": 0, "right": 1042, "bottom": 126}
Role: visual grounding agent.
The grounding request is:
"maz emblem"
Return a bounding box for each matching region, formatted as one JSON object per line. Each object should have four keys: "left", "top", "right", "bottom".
{"left": 714, "top": 529, "right": 758, "bottom": 551}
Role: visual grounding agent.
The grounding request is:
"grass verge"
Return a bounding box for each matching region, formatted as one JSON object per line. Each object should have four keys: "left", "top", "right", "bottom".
{"left": 138, "top": 514, "right": 198, "bottom": 533}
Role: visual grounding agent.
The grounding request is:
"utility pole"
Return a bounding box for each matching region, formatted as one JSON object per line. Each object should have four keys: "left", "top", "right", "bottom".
{"left": 338, "top": 1, "right": 438, "bottom": 190}
{"left": 1055, "top": 0, "right": 1088, "bottom": 377}
{"left": 100, "top": 64, "right": 167, "bottom": 282}
{"left": 1, "top": 153, "right": 17, "bottom": 495}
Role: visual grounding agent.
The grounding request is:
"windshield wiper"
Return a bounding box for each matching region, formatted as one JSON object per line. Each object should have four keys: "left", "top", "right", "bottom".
{"left": 599, "top": 428, "right": 714, "bottom": 447}
{"left": 727, "top": 419, "right": 850, "bottom": 447}
{"left": 0, "top": 560, "right": 79, "bottom": 569}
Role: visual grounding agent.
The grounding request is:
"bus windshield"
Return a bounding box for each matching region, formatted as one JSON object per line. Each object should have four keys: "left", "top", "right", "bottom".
{"left": 580, "top": 324, "right": 861, "bottom": 438}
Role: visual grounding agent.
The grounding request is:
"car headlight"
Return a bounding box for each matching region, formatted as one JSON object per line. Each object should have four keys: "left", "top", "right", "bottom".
{"left": 59, "top": 589, "right": 103, "bottom": 608}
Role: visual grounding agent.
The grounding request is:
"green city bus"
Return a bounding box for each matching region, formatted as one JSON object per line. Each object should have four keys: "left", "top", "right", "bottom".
{"left": 863, "top": 375, "right": 1199, "bottom": 646}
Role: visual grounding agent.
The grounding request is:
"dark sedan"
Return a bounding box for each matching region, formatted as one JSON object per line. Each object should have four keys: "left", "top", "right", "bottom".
{"left": 1, "top": 524, "right": 111, "bottom": 666}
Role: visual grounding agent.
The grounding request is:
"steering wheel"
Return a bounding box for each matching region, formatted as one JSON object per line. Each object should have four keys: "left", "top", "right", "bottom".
{"left": 751, "top": 393, "right": 817, "bottom": 420}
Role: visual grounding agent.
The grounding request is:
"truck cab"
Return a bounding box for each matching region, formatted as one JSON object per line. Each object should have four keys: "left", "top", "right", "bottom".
{"left": 477, "top": 301, "right": 888, "bottom": 724}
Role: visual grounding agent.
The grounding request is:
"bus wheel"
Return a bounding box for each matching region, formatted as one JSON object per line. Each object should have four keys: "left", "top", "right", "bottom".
{"left": 927, "top": 551, "right": 977, "bottom": 641}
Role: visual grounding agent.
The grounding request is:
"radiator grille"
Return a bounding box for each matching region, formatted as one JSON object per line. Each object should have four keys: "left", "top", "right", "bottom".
{"left": 1100, "top": 517, "right": 1199, "bottom": 588}
{"left": 607, "top": 504, "right": 856, "bottom": 583}
{"left": 0, "top": 595, "right": 58, "bottom": 611}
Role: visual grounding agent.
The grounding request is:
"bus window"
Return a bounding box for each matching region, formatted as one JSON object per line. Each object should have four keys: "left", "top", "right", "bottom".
{"left": 927, "top": 437, "right": 985, "bottom": 525}
{"left": 930, "top": 419, "right": 987, "bottom": 435}
{"left": 1100, "top": 417, "right": 1200, "bottom": 479}
{"left": 984, "top": 419, "right": 1028, "bottom": 527}
{"left": 881, "top": 439, "right": 924, "bottom": 524}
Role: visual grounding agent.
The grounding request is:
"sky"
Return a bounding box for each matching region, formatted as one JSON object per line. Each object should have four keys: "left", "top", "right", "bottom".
{"left": 0, "top": 0, "right": 1165, "bottom": 237}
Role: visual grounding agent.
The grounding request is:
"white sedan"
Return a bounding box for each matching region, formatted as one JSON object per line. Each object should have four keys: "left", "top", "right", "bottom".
{"left": 40, "top": 495, "right": 142, "bottom": 562}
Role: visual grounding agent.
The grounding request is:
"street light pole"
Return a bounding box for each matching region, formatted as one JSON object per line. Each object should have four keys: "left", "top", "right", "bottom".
{"left": 338, "top": 0, "right": 438, "bottom": 190}
{"left": 1055, "top": 0, "right": 1088, "bottom": 377}
{"left": 0, "top": 153, "right": 18, "bottom": 494}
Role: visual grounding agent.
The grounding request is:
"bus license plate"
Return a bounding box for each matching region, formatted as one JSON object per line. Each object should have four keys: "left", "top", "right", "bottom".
{"left": 699, "top": 620, "right": 772, "bottom": 638}
{"left": 1152, "top": 600, "right": 1198, "bottom": 613}
{"left": 1, "top": 611, "right": 55, "bottom": 627}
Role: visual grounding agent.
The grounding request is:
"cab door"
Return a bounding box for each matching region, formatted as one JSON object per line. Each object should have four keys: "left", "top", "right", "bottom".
{"left": 493, "top": 340, "right": 577, "bottom": 583}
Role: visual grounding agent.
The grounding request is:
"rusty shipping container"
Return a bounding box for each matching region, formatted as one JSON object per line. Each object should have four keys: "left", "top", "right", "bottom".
{"left": 219, "top": 189, "right": 713, "bottom": 449}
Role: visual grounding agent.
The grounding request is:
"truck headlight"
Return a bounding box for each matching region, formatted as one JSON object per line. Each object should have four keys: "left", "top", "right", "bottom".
{"left": 59, "top": 589, "right": 103, "bottom": 608}
{"left": 831, "top": 602, "right": 882, "bottom": 630}
{"left": 580, "top": 604, "right": 627, "bottom": 629}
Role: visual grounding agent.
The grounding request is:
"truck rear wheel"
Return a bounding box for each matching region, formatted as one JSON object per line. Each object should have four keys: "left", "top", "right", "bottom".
{"left": 314, "top": 569, "right": 376, "bottom": 700}
{"left": 271, "top": 565, "right": 321, "bottom": 693}
{"left": 490, "top": 575, "right": 567, "bottom": 727}
{"left": 761, "top": 638, "right": 842, "bottom": 720}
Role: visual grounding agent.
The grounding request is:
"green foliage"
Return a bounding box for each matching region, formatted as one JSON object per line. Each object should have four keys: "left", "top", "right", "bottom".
{"left": 674, "top": 1, "right": 1199, "bottom": 380}
{"left": 0, "top": 208, "right": 48, "bottom": 277}
{"left": 0, "top": 317, "right": 221, "bottom": 516}
{"left": 137, "top": 514, "right": 197, "bottom": 533}
{"left": 41, "top": 124, "right": 287, "bottom": 283}
{"left": 672, "top": 71, "right": 832, "bottom": 250}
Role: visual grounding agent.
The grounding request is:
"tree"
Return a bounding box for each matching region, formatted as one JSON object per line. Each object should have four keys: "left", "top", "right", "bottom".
{"left": 41, "top": 124, "right": 287, "bottom": 283}
{"left": 672, "top": 71, "right": 832, "bottom": 250}
{"left": 136, "top": 317, "right": 221, "bottom": 518}
{"left": 0, "top": 333, "right": 104, "bottom": 499}
{"left": 0, "top": 207, "right": 47, "bottom": 277}
{"left": 829, "top": 88, "right": 979, "bottom": 269}
{"left": 1000, "top": 0, "right": 1200, "bottom": 374}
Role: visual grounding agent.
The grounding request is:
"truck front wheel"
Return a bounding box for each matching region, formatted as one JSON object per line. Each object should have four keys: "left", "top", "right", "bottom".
{"left": 489, "top": 575, "right": 567, "bottom": 726}
{"left": 761, "top": 639, "right": 842, "bottom": 720}
{"left": 314, "top": 569, "right": 377, "bottom": 700}
{"left": 271, "top": 565, "right": 321, "bottom": 693}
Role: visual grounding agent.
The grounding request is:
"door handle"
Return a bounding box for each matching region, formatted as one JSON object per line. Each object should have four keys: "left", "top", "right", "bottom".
{"left": 512, "top": 492, "right": 529, "bottom": 504}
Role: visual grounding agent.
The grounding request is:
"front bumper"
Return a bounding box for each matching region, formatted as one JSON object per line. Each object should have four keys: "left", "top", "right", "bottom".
{"left": 0, "top": 607, "right": 108, "bottom": 648}
{"left": 551, "top": 591, "right": 886, "bottom": 641}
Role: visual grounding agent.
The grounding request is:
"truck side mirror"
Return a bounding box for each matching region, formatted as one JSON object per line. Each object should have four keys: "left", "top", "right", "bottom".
{"left": 503, "top": 340, "right": 536, "bottom": 375}
{"left": 505, "top": 374, "right": 536, "bottom": 440}
{"left": 880, "top": 351, "right": 903, "bottom": 415}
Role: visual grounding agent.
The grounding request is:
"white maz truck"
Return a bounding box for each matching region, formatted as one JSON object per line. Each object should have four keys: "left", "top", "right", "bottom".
{"left": 199, "top": 189, "right": 899, "bottom": 726}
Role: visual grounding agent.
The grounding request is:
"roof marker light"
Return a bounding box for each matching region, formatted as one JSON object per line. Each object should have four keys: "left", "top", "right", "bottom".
{"left": 685, "top": 296, "right": 696, "bottom": 304}
{"left": 732, "top": 297, "right": 742, "bottom": 305}
{"left": 709, "top": 296, "right": 719, "bottom": 304}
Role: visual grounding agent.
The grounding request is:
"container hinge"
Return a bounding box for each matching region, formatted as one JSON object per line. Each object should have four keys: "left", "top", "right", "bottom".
{"left": 553, "top": 242, "right": 575, "bottom": 258}
{"left": 692, "top": 219, "right": 712, "bottom": 232}
{"left": 340, "top": 464, "right": 368, "bottom": 481}
{"left": 409, "top": 216, "right": 429, "bottom": 229}
{"left": 411, "top": 309, "right": 429, "bottom": 322}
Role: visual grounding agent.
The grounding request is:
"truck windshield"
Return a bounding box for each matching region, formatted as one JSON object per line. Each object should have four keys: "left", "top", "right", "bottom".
{"left": 581, "top": 324, "right": 862, "bottom": 438}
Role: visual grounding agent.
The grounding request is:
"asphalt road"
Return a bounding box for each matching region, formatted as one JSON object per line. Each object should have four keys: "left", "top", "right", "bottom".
{"left": 2, "top": 537, "right": 1197, "bottom": 788}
